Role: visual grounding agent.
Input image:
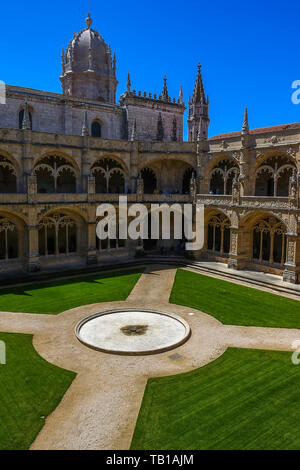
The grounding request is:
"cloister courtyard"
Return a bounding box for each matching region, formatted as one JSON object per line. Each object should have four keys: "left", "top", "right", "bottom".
{"left": 1, "top": 263, "right": 300, "bottom": 450}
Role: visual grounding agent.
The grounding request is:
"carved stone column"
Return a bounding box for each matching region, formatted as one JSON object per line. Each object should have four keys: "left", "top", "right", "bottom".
{"left": 27, "top": 175, "right": 37, "bottom": 203}
{"left": 283, "top": 233, "right": 300, "bottom": 284}
{"left": 228, "top": 227, "right": 248, "bottom": 270}
{"left": 27, "top": 209, "right": 40, "bottom": 272}
{"left": 87, "top": 206, "right": 97, "bottom": 265}
{"left": 87, "top": 176, "right": 95, "bottom": 202}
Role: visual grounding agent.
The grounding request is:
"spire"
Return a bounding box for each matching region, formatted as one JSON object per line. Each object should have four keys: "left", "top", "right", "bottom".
{"left": 179, "top": 84, "right": 183, "bottom": 104}
{"left": 81, "top": 111, "right": 89, "bottom": 136}
{"left": 85, "top": 12, "right": 93, "bottom": 28}
{"left": 22, "top": 102, "right": 31, "bottom": 130}
{"left": 131, "top": 119, "right": 137, "bottom": 141}
{"left": 192, "top": 62, "right": 206, "bottom": 104}
{"left": 241, "top": 107, "right": 249, "bottom": 134}
{"left": 162, "top": 75, "right": 169, "bottom": 101}
{"left": 126, "top": 72, "right": 131, "bottom": 93}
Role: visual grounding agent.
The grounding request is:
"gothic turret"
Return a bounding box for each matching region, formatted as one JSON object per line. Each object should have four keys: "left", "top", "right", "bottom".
{"left": 60, "top": 13, "right": 118, "bottom": 102}
{"left": 187, "top": 63, "right": 209, "bottom": 141}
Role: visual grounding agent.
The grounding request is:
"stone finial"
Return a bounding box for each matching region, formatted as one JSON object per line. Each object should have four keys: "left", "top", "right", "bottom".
{"left": 126, "top": 72, "right": 131, "bottom": 93}
{"left": 162, "top": 75, "right": 169, "bottom": 101}
{"left": 179, "top": 84, "right": 183, "bottom": 104}
{"left": 130, "top": 119, "right": 137, "bottom": 141}
{"left": 242, "top": 107, "right": 249, "bottom": 135}
{"left": 81, "top": 111, "right": 89, "bottom": 136}
{"left": 22, "top": 102, "right": 31, "bottom": 130}
{"left": 192, "top": 62, "right": 206, "bottom": 105}
{"left": 85, "top": 12, "right": 93, "bottom": 28}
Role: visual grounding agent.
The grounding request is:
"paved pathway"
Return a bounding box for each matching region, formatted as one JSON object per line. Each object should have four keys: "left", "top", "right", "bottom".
{"left": 0, "top": 264, "right": 299, "bottom": 449}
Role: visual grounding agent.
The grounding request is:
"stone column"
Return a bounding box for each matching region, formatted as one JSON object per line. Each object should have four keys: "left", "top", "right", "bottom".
{"left": 27, "top": 175, "right": 37, "bottom": 203}
{"left": 228, "top": 227, "right": 248, "bottom": 270}
{"left": 283, "top": 233, "right": 300, "bottom": 284}
{"left": 129, "top": 141, "right": 139, "bottom": 194}
{"left": 86, "top": 206, "right": 97, "bottom": 265}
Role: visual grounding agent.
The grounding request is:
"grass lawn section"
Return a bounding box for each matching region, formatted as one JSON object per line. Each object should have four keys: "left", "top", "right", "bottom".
{"left": 170, "top": 269, "right": 300, "bottom": 328}
{"left": 131, "top": 348, "right": 300, "bottom": 450}
{"left": 0, "top": 332, "right": 75, "bottom": 450}
{"left": 0, "top": 268, "right": 143, "bottom": 314}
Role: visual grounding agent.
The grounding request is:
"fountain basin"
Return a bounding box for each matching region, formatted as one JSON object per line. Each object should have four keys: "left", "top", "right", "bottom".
{"left": 75, "top": 308, "right": 191, "bottom": 355}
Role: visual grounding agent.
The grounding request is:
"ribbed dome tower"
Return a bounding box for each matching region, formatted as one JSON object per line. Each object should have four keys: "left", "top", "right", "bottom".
{"left": 60, "top": 13, "right": 118, "bottom": 102}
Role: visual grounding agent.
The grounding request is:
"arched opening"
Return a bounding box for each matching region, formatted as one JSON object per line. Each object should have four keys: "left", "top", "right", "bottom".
{"left": 254, "top": 155, "right": 296, "bottom": 197}
{"left": 92, "top": 158, "right": 125, "bottom": 193}
{"left": 96, "top": 212, "right": 126, "bottom": 251}
{"left": 0, "top": 156, "right": 17, "bottom": 193}
{"left": 255, "top": 168, "right": 274, "bottom": 196}
{"left": 141, "top": 168, "right": 157, "bottom": 194}
{"left": 18, "top": 108, "right": 32, "bottom": 129}
{"left": 182, "top": 168, "right": 194, "bottom": 194}
{"left": 0, "top": 217, "right": 18, "bottom": 260}
{"left": 210, "top": 170, "right": 224, "bottom": 195}
{"left": 34, "top": 155, "right": 77, "bottom": 193}
{"left": 209, "top": 159, "right": 239, "bottom": 195}
{"left": 38, "top": 213, "right": 77, "bottom": 256}
{"left": 207, "top": 213, "right": 231, "bottom": 254}
{"left": 252, "top": 216, "right": 286, "bottom": 265}
{"left": 277, "top": 166, "right": 294, "bottom": 197}
{"left": 91, "top": 121, "right": 101, "bottom": 138}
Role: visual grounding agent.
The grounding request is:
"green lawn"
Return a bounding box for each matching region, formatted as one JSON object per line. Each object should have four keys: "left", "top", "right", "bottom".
{"left": 170, "top": 269, "right": 300, "bottom": 328}
{"left": 0, "top": 332, "right": 75, "bottom": 450}
{"left": 131, "top": 348, "right": 300, "bottom": 450}
{"left": 0, "top": 268, "right": 143, "bottom": 314}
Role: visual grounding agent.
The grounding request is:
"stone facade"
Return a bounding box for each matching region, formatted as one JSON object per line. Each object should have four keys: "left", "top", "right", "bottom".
{"left": 0, "top": 14, "right": 299, "bottom": 283}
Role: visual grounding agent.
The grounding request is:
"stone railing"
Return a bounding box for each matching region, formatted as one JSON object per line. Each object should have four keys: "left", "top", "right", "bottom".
{"left": 195, "top": 194, "right": 298, "bottom": 210}
{"left": 196, "top": 194, "right": 232, "bottom": 205}
{"left": 0, "top": 193, "right": 27, "bottom": 203}
{"left": 0, "top": 192, "right": 191, "bottom": 205}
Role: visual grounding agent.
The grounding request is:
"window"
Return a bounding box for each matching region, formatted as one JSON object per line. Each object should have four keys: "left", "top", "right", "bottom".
{"left": 91, "top": 121, "right": 101, "bottom": 137}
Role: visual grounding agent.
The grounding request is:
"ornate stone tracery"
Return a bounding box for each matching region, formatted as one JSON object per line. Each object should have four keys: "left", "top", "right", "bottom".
{"left": 38, "top": 213, "right": 77, "bottom": 256}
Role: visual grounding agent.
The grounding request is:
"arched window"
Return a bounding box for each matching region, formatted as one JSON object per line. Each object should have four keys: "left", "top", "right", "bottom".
{"left": 34, "top": 155, "right": 76, "bottom": 193}
{"left": 38, "top": 213, "right": 77, "bottom": 256}
{"left": 0, "top": 217, "right": 18, "bottom": 260}
{"left": 207, "top": 213, "right": 230, "bottom": 254}
{"left": 92, "top": 158, "right": 125, "bottom": 193}
{"left": 18, "top": 109, "right": 32, "bottom": 130}
{"left": 91, "top": 121, "right": 101, "bottom": 137}
{"left": 0, "top": 156, "right": 17, "bottom": 193}
{"left": 252, "top": 217, "right": 286, "bottom": 265}
{"left": 96, "top": 214, "right": 126, "bottom": 251}
{"left": 141, "top": 168, "right": 157, "bottom": 194}
{"left": 182, "top": 167, "right": 194, "bottom": 194}
{"left": 209, "top": 159, "right": 239, "bottom": 195}
{"left": 254, "top": 155, "right": 295, "bottom": 197}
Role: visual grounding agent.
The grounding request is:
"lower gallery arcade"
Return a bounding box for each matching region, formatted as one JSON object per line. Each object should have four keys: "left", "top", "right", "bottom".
{"left": 0, "top": 207, "right": 298, "bottom": 284}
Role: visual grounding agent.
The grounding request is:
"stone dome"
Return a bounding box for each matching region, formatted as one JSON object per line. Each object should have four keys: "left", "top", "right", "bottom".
{"left": 64, "top": 14, "right": 112, "bottom": 74}
{"left": 60, "top": 14, "right": 118, "bottom": 102}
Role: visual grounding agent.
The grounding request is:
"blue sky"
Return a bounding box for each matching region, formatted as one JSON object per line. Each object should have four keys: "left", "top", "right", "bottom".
{"left": 1, "top": 0, "right": 299, "bottom": 139}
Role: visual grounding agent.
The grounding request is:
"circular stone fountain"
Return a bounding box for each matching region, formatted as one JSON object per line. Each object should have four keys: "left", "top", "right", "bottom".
{"left": 75, "top": 308, "right": 191, "bottom": 355}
